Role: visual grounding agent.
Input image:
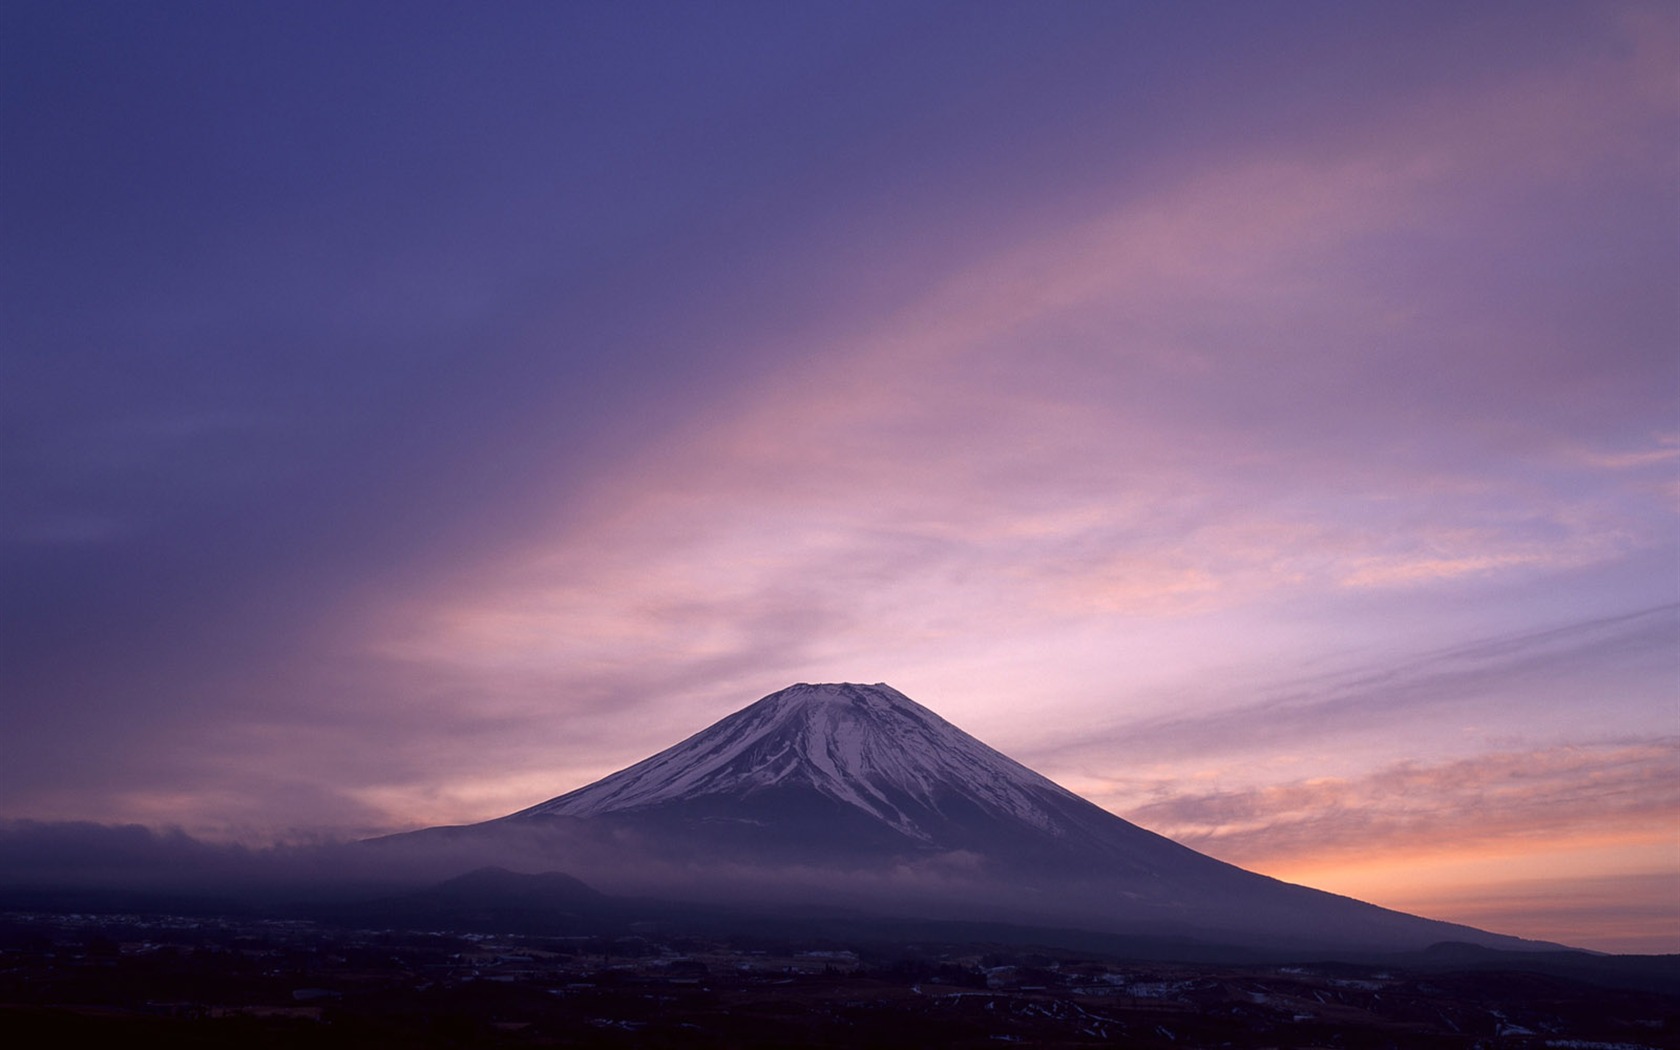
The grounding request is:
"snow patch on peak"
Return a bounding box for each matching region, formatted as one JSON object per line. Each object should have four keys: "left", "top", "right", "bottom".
{"left": 515, "top": 682, "right": 1084, "bottom": 840}
{"left": 763, "top": 682, "right": 908, "bottom": 711}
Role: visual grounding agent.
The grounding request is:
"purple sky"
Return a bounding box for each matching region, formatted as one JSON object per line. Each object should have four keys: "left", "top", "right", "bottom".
{"left": 3, "top": 2, "right": 1676, "bottom": 952}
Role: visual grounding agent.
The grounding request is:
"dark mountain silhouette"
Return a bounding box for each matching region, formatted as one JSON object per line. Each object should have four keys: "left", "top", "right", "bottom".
{"left": 368, "top": 683, "right": 1559, "bottom": 953}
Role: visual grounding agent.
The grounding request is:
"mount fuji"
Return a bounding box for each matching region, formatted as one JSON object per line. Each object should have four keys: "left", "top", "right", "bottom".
{"left": 504, "top": 683, "right": 1227, "bottom": 879}
{"left": 374, "top": 683, "right": 1549, "bottom": 954}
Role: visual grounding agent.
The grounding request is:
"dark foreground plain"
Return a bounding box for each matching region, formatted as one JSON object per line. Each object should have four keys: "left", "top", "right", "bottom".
{"left": 4, "top": 904, "right": 1676, "bottom": 1049}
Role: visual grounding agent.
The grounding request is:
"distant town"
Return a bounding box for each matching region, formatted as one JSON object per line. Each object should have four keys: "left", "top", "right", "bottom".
{"left": 4, "top": 908, "right": 1674, "bottom": 1048}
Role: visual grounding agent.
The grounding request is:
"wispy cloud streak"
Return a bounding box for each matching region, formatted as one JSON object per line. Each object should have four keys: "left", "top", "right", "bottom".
{"left": 1040, "top": 605, "right": 1679, "bottom": 772}
{"left": 1121, "top": 739, "right": 1680, "bottom": 863}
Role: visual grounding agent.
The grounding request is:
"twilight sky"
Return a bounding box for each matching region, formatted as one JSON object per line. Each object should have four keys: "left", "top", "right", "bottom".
{"left": 3, "top": 1, "right": 1675, "bottom": 952}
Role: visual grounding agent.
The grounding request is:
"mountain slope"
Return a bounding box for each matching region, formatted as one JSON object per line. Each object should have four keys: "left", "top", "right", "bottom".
{"left": 517, "top": 683, "right": 1068, "bottom": 836}
{"left": 381, "top": 682, "right": 1554, "bottom": 953}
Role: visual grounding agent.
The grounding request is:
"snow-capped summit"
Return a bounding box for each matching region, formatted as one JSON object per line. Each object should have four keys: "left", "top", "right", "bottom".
{"left": 514, "top": 683, "right": 1084, "bottom": 842}
{"left": 504, "top": 682, "right": 1226, "bottom": 880}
